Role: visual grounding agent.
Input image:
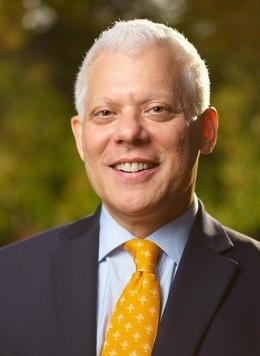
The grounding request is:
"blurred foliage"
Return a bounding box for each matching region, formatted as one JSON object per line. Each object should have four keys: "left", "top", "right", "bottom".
{"left": 0, "top": 0, "right": 259, "bottom": 245}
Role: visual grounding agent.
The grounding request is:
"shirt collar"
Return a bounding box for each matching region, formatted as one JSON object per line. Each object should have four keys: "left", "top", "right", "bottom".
{"left": 99, "top": 196, "right": 198, "bottom": 264}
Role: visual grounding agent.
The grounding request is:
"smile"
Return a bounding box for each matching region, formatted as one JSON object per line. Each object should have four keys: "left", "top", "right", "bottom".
{"left": 113, "top": 162, "right": 156, "bottom": 173}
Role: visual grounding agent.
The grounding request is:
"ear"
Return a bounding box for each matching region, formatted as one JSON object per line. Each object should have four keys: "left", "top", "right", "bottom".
{"left": 71, "top": 115, "right": 84, "bottom": 161}
{"left": 199, "top": 107, "right": 218, "bottom": 155}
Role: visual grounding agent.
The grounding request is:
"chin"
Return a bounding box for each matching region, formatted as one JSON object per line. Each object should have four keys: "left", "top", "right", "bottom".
{"left": 112, "top": 202, "right": 148, "bottom": 216}
{"left": 105, "top": 196, "right": 160, "bottom": 219}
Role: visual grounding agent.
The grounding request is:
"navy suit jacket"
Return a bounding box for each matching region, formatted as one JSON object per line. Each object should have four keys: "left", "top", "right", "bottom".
{"left": 0, "top": 203, "right": 259, "bottom": 356}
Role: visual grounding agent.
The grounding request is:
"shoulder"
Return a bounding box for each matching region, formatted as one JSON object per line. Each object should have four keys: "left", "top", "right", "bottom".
{"left": 223, "top": 226, "right": 260, "bottom": 266}
{"left": 225, "top": 225, "right": 260, "bottom": 248}
{"left": 207, "top": 211, "right": 260, "bottom": 272}
{"left": 0, "top": 211, "right": 99, "bottom": 259}
{"left": 196, "top": 202, "right": 260, "bottom": 266}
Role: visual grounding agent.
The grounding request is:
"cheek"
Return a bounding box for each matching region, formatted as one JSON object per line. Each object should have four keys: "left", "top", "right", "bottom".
{"left": 170, "top": 123, "right": 200, "bottom": 158}
{"left": 161, "top": 128, "right": 198, "bottom": 175}
{"left": 159, "top": 126, "right": 188, "bottom": 159}
{"left": 175, "top": 132, "right": 187, "bottom": 157}
{"left": 82, "top": 125, "right": 109, "bottom": 161}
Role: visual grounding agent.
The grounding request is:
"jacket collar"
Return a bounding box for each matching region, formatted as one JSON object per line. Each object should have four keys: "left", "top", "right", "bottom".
{"left": 50, "top": 209, "right": 100, "bottom": 356}
{"left": 153, "top": 202, "right": 238, "bottom": 356}
{"left": 50, "top": 203, "right": 238, "bottom": 356}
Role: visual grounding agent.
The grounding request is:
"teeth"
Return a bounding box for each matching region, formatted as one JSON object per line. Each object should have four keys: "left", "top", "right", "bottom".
{"left": 114, "top": 162, "right": 151, "bottom": 172}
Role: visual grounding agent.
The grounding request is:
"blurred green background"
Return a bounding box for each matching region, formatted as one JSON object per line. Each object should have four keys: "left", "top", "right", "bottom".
{"left": 0, "top": 0, "right": 259, "bottom": 245}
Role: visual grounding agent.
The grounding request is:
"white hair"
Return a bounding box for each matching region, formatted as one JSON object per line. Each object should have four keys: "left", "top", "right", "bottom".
{"left": 74, "top": 19, "right": 210, "bottom": 120}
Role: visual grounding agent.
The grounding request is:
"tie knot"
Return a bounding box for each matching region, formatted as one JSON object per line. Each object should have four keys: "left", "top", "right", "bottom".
{"left": 124, "top": 239, "right": 160, "bottom": 273}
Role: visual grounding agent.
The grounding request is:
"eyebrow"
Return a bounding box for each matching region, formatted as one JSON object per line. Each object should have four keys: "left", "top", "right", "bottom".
{"left": 88, "top": 92, "right": 177, "bottom": 105}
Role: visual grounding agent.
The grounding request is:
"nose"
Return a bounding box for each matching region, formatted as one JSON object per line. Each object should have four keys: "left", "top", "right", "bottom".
{"left": 114, "top": 109, "right": 149, "bottom": 146}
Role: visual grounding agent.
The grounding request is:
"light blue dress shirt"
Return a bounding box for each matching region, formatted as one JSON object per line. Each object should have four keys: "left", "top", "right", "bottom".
{"left": 96, "top": 197, "right": 198, "bottom": 355}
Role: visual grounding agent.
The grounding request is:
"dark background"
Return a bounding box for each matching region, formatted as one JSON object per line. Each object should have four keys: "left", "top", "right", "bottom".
{"left": 1, "top": 0, "right": 259, "bottom": 245}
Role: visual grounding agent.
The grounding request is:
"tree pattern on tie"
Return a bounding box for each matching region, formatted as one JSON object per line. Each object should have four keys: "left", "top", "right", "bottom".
{"left": 101, "top": 239, "right": 161, "bottom": 356}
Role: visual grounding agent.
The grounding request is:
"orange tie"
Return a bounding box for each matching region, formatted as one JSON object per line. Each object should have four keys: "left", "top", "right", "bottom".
{"left": 101, "top": 239, "right": 161, "bottom": 356}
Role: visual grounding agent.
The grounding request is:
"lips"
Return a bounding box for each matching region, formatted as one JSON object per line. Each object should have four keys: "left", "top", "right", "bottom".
{"left": 110, "top": 159, "right": 159, "bottom": 173}
{"left": 114, "top": 162, "right": 155, "bottom": 173}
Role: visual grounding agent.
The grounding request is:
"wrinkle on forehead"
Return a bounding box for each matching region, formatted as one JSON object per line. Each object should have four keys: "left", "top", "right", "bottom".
{"left": 87, "top": 91, "right": 177, "bottom": 106}
{"left": 85, "top": 45, "right": 184, "bottom": 113}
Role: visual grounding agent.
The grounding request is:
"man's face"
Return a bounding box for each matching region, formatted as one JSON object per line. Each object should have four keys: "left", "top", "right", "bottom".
{"left": 72, "top": 45, "right": 217, "bottom": 231}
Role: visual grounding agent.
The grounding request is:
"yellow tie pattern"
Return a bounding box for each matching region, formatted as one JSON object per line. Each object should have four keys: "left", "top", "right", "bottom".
{"left": 101, "top": 239, "right": 161, "bottom": 356}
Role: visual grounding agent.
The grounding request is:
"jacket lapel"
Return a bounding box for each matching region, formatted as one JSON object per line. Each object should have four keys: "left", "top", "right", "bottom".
{"left": 50, "top": 211, "right": 100, "bottom": 356}
{"left": 153, "top": 205, "right": 239, "bottom": 356}
{"left": 49, "top": 203, "right": 239, "bottom": 356}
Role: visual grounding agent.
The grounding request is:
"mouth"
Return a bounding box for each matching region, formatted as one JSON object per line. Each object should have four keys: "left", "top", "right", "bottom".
{"left": 111, "top": 161, "right": 158, "bottom": 173}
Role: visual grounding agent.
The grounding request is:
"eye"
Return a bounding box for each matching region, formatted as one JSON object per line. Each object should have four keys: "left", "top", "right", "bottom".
{"left": 144, "top": 105, "right": 171, "bottom": 118}
{"left": 90, "top": 108, "right": 116, "bottom": 124}
{"left": 152, "top": 106, "right": 166, "bottom": 113}
{"left": 94, "top": 109, "right": 113, "bottom": 117}
{"left": 143, "top": 103, "right": 182, "bottom": 122}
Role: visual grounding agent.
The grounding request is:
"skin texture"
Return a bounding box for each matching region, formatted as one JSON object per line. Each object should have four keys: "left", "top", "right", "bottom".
{"left": 71, "top": 44, "right": 218, "bottom": 237}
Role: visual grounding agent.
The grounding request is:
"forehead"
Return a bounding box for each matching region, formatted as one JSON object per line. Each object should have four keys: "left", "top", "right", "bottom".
{"left": 86, "top": 44, "right": 181, "bottom": 103}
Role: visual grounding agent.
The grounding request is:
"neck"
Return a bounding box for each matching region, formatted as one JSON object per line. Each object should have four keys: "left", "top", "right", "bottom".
{"left": 103, "top": 193, "right": 196, "bottom": 237}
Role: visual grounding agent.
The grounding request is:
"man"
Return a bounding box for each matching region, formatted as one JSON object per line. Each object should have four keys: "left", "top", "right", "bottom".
{"left": 0, "top": 19, "right": 259, "bottom": 356}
